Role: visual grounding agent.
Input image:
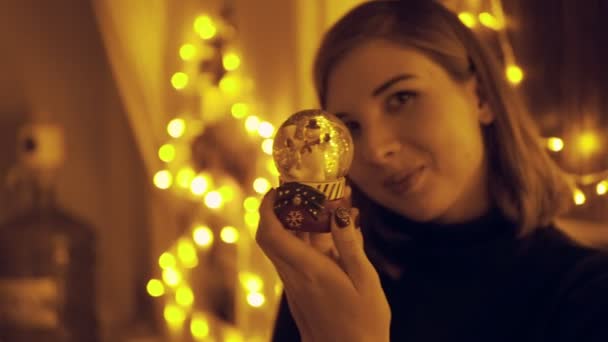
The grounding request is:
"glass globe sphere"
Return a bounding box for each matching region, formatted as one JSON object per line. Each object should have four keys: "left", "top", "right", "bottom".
{"left": 272, "top": 109, "right": 354, "bottom": 183}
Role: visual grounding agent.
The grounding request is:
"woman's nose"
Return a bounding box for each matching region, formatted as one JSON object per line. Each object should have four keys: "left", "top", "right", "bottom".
{"left": 361, "top": 130, "right": 402, "bottom": 165}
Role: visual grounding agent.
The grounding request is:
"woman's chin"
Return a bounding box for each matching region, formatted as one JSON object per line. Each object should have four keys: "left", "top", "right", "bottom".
{"left": 389, "top": 201, "right": 445, "bottom": 223}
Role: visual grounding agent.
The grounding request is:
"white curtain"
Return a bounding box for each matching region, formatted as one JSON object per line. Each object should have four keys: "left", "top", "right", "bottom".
{"left": 91, "top": 0, "right": 368, "bottom": 339}
{"left": 92, "top": 0, "right": 367, "bottom": 171}
{"left": 92, "top": 0, "right": 169, "bottom": 175}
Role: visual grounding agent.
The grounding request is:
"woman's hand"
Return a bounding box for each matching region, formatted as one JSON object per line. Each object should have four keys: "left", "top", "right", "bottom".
{"left": 256, "top": 189, "right": 391, "bottom": 342}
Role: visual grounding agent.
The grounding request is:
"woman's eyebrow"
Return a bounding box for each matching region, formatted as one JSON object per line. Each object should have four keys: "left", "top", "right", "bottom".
{"left": 335, "top": 112, "right": 349, "bottom": 120}
{"left": 331, "top": 74, "right": 417, "bottom": 119}
{"left": 372, "top": 74, "right": 417, "bottom": 97}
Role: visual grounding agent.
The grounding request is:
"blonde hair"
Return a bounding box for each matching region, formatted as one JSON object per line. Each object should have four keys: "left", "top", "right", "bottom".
{"left": 313, "top": 0, "right": 574, "bottom": 235}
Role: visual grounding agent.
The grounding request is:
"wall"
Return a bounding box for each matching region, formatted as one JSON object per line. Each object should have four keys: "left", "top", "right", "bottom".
{"left": 0, "top": 1, "right": 152, "bottom": 340}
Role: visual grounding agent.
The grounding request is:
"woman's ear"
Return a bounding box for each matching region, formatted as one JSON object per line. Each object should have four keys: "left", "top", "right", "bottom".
{"left": 474, "top": 77, "right": 495, "bottom": 125}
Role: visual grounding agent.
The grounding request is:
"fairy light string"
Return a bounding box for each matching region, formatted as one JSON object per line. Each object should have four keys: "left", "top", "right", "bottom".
{"left": 147, "top": 2, "right": 606, "bottom": 340}
{"left": 455, "top": 0, "right": 607, "bottom": 206}
{"left": 150, "top": 6, "right": 281, "bottom": 341}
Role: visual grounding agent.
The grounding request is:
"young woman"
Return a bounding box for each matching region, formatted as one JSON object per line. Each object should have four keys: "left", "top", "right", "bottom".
{"left": 256, "top": 1, "right": 608, "bottom": 341}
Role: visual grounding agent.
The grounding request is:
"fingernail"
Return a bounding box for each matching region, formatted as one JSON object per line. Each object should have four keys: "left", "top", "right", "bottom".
{"left": 334, "top": 207, "right": 351, "bottom": 228}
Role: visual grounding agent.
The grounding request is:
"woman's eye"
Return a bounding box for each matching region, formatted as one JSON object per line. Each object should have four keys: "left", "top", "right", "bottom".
{"left": 385, "top": 91, "right": 416, "bottom": 112}
{"left": 343, "top": 121, "right": 360, "bottom": 133}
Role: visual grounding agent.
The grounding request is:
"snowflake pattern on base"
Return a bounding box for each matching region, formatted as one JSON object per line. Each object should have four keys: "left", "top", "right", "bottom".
{"left": 285, "top": 210, "right": 305, "bottom": 228}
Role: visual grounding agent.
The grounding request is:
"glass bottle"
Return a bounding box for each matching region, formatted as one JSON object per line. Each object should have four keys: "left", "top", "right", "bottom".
{"left": 0, "top": 123, "right": 99, "bottom": 342}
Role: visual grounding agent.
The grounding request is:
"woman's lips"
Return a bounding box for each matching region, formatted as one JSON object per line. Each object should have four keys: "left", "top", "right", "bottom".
{"left": 383, "top": 166, "right": 426, "bottom": 195}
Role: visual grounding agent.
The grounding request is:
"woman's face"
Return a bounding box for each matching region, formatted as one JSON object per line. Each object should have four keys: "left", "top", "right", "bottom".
{"left": 325, "top": 39, "right": 494, "bottom": 223}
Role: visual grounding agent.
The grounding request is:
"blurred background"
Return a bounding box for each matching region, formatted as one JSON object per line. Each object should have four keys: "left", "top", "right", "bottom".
{"left": 0, "top": 0, "right": 605, "bottom": 341}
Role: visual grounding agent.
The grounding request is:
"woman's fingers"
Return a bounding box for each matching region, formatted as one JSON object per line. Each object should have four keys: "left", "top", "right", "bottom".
{"left": 277, "top": 267, "right": 313, "bottom": 341}
{"left": 309, "top": 232, "right": 337, "bottom": 259}
{"left": 256, "top": 189, "right": 320, "bottom": 271}
{"left": 344, "top": 185, "right": 353, "bottom": 207}
{"left": 351, "top": 207, "right": 364, "bottom": 247}
{"left": 330, "top": 207, "right": 377, "bottom": 291}
{"left": 308, "top": 207, "right": 361, "bottom": 261}
{"left": 308, "top": 185, "right": 353, "bottom": 259}
{"left": 295, "top": 231, "right": 310, "bottom": 244}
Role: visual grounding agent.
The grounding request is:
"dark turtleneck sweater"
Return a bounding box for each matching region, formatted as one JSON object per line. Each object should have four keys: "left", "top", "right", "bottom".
{"left": 271, "top": 208, "right": 608, "bottom": 341}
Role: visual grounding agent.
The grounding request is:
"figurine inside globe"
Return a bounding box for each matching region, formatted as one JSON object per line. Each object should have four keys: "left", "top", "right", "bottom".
{"left": 272, "top": 109, "right": 354, "bottom": 232}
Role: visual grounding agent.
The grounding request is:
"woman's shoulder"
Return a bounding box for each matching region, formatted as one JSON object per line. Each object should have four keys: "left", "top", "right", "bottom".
{"left": 531, "top": 222, "right": 608, "bottom": 289}
{"left": 518, "top": 221, "right": 608, "bottom": 277}
{"left": 522, "top": 220, "right": 608, "bottom": 261}
{"left": 520, "top": 221, "right": 608, "bottom": 340}
{"left": 510, "top": 221, "right": 608, "bottom": 306}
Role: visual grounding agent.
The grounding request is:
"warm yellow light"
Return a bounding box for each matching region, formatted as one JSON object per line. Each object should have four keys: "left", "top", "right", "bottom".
{"left": 597, "top": 180, "right": 608, "bottom": 196}
{"left": 198, "top": 44, "right": 216, "bottom": 61}
{"left": 478, "top": 12, "right": 503, "bottom": 30}
{"left": 245, "top": 116, "right": 261, "bottom": 133}
{"left": 158, "top": 144, "right": 176, "bottom": 163}
{"left": 576, "top": 131, "right": 601, "bottom": 156}
{"left": 546, "top": 137, "right": 564, "bottom": 152}
{"left": 506, "top": 65, "right": 524, "bottom": 85}
{"left": 171, "top": 72, "right": 189, "bottom": 90}
{"left": 573, "top": 188, "right": 586, "bottom": 205}
{"left": 164, "top": 304, "right": 186, "bottom": 327}
{"left": 159, "top": 252, "right": 176, "bottom": 269}
{"left": 193, "top": 225, "right": 214, "bottom": 248}
{"left": 201, "top": 86, "right": 226, "bottom": 117}
{"left": 146, "top": 279, "right": 165, "bottom": 297}
{"left": 220, "top": 226, "right": 239, "bottom": 244}
{"left": 176, "top": 285, "right": 194, "bottom": 307}
{"left": 258, "top": 122, "right": 275, "bottom": 138}
{"left": 167, "top": 118, "right": 186, "bottom": 138}
{"left": 177, "top": 238, "right": 198, "bottom": 268}
{"left": 153, "top": 170, "right": 173, "bottom": 189}
{"left": 223, "top": 53, "right": 241, "bottom": 71}
{"left": 219, "top": 75, "right": 240, "bottom": 96}
{"left": 253, "top": 177, "right": 271, "bottom": 194}
{"left": 243, "top": 196, "right": 260, "bottom": 212}
{"left": 218, "top": 185, "right": 235, "bottom": 202}
{"left": 244, "top": 211, "right": 260, "bottom": 229}
{"left": 177, "top": 167, "right": 196, "bottom": 189}
{"left": 190, "top": 174, "right": 211, "bottom": 196}
{"left": 239, "top": 272, "right": 263, "bottom": 292}
{"left": 204, "top": 191, "right": 223, "bottom": 209}
{"left": 261, "top": 139, "right": 274, "bottom": 155}
{"left": 194, "top": 15, "right": 217, "bottom": 40}
{"left": 231, "top": 103, "right": 249, "bottom": 119}
{"left": 180, "top": 44, "right": 197, "bottom": 61}
{"left": 224, "top": 330, "right": 244, "bottom": 342}
{"left": 190, "top": 314, "right": 210, "bottom": 339}
{"left": 245, "top": 278, "right": 263, "bottom": 292}
{"left": 267, "top": 159, "right": 280, "bottom": 176}
{"left": 246, "top": 292, "right": 265, "bottom": 308}
{"left": 458, "top": 12, "right": 477, "bottom": 28}
{"left": 162, "top": 268, "right": 182, "bottom": 287}
{"left": 224, "top": 329, "right": 245, "bottom": 342}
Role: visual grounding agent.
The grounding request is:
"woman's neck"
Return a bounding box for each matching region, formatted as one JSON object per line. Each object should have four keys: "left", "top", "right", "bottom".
{"left": 432, "top": 156, "right": 492, "bottom": 225}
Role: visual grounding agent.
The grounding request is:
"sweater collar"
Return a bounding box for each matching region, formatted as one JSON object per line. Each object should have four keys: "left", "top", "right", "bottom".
{"left": 364, "top": 205, "right": 519, "bottom": 266}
